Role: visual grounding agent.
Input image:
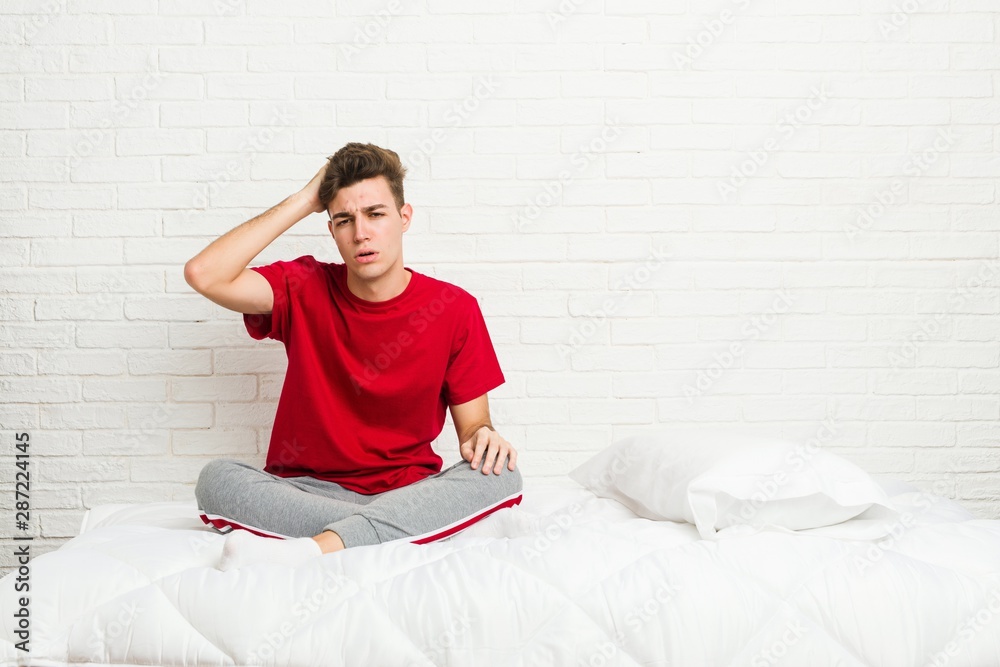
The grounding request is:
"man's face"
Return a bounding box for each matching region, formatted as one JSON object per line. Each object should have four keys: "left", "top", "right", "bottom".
{"left": 327, "top": 176, "right": 411, "bottom": 278}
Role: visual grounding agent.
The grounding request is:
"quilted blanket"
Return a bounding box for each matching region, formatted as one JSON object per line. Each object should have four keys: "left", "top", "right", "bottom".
{"left": 2, "top": 480, "right": 999, "bottom": 667}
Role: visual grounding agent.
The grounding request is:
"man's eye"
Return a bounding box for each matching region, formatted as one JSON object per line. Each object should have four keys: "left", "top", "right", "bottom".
{"left": 337, "top": 220, "right": 348, "bottom": 226}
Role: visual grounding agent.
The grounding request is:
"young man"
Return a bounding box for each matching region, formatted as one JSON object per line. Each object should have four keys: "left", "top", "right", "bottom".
{"left": 185, "top": 142, "right": 522, "bottom": 570}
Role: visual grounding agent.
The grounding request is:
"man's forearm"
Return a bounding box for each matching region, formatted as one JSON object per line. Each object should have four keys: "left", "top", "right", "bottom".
{"left": 185, "top": 192, "right": 314, "bottom": 289}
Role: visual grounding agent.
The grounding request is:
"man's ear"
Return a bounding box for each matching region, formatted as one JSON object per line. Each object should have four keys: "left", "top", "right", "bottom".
{"left": 399, "top": 203, "right": 413, "bottom": 232}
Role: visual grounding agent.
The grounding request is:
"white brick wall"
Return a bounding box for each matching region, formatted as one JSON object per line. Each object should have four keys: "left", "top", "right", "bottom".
{"left": 1, "top": 2, "right": 999, "bottom": 574}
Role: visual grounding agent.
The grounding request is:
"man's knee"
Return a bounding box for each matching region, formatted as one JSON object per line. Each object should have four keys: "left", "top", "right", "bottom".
{"left": 462, "top": 458, "right": 523, "bottom": 493}
{"left": 508, "top": 465, "right": 523, "bottom": 493}
{"left": 492, "top": 464, "right": 523, "bottom": 499}
{"left": 195, "top": 458, "right": 242, "bottom": 511}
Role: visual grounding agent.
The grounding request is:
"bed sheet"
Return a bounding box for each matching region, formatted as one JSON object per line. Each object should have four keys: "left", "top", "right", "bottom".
{"left": 2, "top": 477, "right": 999, "bottom": 667}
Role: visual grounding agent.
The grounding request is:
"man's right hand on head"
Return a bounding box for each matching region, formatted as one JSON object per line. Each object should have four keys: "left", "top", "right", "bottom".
{"left": 299, "top": 162, "right": 329, "bottom": 215}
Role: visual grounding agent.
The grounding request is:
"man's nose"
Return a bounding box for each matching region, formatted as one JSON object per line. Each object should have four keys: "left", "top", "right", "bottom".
{"left": 354, "top": 216, "right": 373, "bottom": 240}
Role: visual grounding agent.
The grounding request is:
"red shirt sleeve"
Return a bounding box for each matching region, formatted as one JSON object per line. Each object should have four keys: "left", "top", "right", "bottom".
{"left": 242, "top": 256, "right": 316, "bottom": 343}
{"left": 442, "top": 296, "right": 505, "bottom": 406}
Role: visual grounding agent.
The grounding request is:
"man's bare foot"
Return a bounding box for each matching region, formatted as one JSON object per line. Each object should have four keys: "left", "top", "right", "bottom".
{"left": 312, "top": 530, "right": 346, "bottom": 554}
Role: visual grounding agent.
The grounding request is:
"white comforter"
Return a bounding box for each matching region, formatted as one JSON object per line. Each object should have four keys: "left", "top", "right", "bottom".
{"left": 2, "top": 480, "right": 999, "bottom": 667}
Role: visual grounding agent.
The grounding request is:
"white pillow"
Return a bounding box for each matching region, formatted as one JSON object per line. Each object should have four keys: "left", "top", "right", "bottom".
{"left": 568, "top": 428, "right": 897, "bottom": 539}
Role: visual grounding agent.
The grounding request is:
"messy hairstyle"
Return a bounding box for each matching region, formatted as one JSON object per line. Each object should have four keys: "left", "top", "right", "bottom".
{"left": 318, "top": 142, "right": 408, "bottom": 213}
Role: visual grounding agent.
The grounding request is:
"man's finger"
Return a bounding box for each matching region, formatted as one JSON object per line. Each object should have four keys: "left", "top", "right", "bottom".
{"left": 481, "top": 440, "right": 498, "bottom": 475}
{"left": 493, "top": 446, "right": 508, "bottom": 474}
{"left": 471, "top": 431, "right": 489, "bottom": 469}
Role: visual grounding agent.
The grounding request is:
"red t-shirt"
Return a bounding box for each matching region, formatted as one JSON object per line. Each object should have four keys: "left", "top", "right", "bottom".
{"left": 242, "top": 255, "right": 505, "bottom": 495}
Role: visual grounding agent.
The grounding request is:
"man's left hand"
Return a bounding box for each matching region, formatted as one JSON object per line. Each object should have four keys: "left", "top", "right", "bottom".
{"left": 460, "top": 426, "right": 518, "bottom": 475}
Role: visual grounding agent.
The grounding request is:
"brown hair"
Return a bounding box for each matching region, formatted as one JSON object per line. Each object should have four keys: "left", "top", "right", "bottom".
{"left": 318, "top": 142, "right": 408, "bottom": 213}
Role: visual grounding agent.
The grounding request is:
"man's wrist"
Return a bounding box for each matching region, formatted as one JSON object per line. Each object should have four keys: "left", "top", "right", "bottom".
{"left": 460, "top": 423, "right": 494, "bottom": 443}
{"left": 286, "top": 190, "right": 318, "bottom": 218}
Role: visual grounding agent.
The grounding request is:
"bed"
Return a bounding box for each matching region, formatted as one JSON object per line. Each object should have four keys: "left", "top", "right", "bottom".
{"left": 3, "top": 429, "right": 1000, "bottom": 667}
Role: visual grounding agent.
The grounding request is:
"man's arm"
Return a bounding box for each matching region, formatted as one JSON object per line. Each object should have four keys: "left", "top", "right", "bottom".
{"left": 451, "top": 393, "right": 495, "bottom": 444}
{"left": 183, "top": 163, "right": 327, "bottom": 314}
{"left": 451, "top": 393, "right": 518, "bottom": 474}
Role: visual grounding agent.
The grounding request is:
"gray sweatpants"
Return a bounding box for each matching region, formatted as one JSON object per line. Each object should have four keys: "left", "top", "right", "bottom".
{"left": 194, "top": 458, "right": 524, "bottom": 549}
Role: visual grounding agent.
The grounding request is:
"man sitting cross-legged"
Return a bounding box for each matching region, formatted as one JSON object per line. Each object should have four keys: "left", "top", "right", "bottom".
{"left": 184, "top": 142, "right": 522, "bottom": 571}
